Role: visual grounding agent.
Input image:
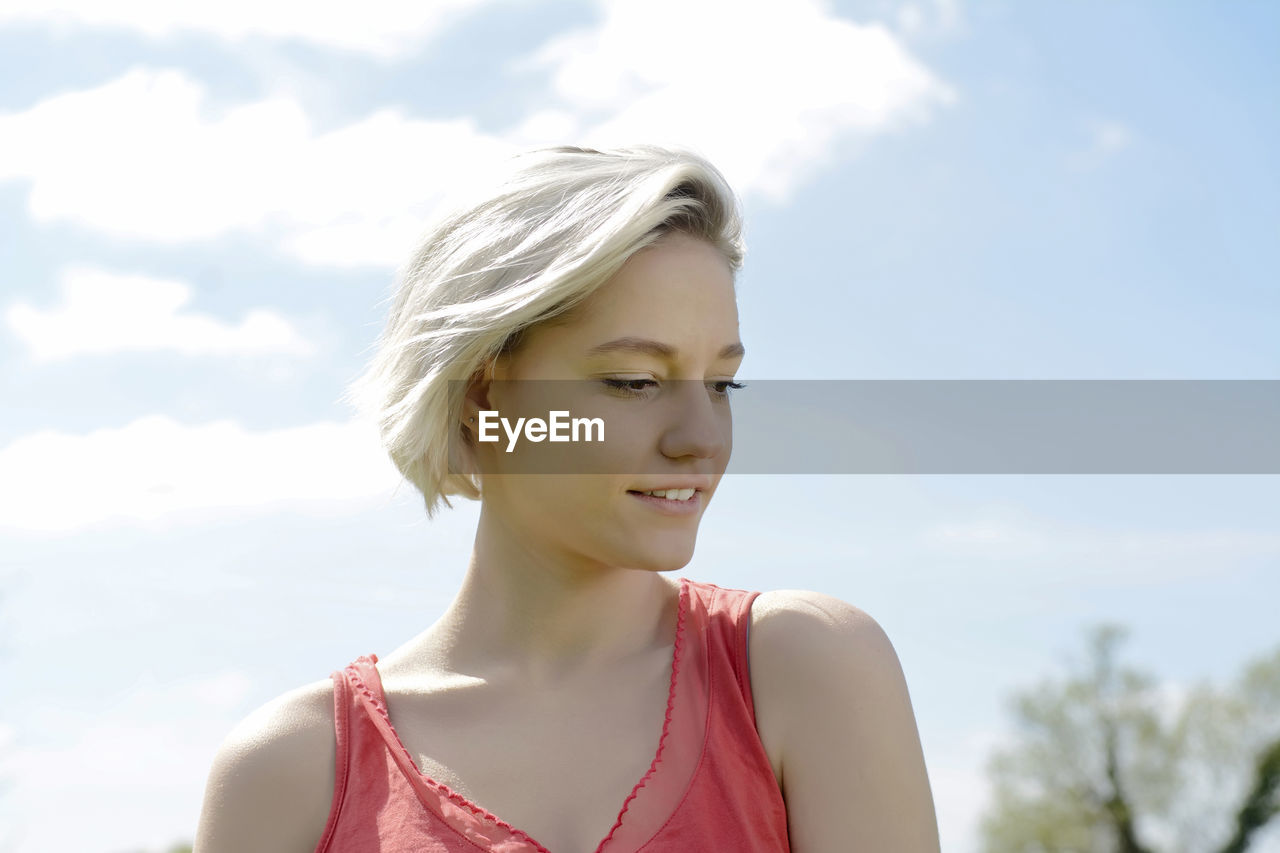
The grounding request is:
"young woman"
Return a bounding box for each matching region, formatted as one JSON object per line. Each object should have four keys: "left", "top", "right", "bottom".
{"left": 193, "top": 145, "right": 940, "bottom": 852}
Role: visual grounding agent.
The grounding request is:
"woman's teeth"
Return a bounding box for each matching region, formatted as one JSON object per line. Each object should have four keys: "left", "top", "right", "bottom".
{"left": 636, "top": 488, "right": 696, "bottom": 501}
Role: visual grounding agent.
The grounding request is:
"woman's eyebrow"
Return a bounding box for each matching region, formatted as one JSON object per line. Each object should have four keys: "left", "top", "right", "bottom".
{"left": 584, "top": 336, "right": 746, "bottom": 361}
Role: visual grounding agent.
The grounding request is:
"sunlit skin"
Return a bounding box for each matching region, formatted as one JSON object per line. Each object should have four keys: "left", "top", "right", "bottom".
{"left": 421, "top": 230, "right": 744, "bottom": 686}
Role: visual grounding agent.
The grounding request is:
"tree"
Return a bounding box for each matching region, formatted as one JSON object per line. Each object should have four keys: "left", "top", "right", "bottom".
{"left": 980, "top": 624, "right": 1280, "bottom": 853}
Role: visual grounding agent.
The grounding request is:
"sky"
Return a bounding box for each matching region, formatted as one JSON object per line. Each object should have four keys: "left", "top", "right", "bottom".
{"left": 0, "top": 0, "right": 1277, "bottom": 851}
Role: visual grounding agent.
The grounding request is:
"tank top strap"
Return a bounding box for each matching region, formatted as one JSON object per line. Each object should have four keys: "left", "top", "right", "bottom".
{"left": 642, "top": 579, "right": 789, "bottom": 852}
{"left": 336, "top": 654, "right": 461, "bottom": 816}
{"left": 314, "top": 655, "right": 380, "bottom": 852}
{"left": 343, "top": 653, "right": 388, "bottom": 716}
{"left": 693, "top": 581, "right": 763, "bottom": 727}
{"left": 314, "top": 663, "right": 347, "bottom": 853}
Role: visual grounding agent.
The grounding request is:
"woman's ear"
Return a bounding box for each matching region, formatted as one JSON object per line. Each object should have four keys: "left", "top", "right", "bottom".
{"left": 461, "top": 357, "right": 499, "bottom": 432}
{"left": 453, "top": 361, "right": 495, "bottom": 480}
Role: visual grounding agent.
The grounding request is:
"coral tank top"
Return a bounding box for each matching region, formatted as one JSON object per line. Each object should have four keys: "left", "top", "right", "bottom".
{"left": 313, "top": 576, "right": 791, "bottom": 852}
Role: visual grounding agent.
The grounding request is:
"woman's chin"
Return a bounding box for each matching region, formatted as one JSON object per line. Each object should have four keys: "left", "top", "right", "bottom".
{"left": 622, "top": 542, "right": 697, "bottom": 573}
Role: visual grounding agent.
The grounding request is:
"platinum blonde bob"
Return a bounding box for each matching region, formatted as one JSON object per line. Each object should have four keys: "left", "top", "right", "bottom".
{"left": 345, "top": 144, "right": 745, "bottom": 518}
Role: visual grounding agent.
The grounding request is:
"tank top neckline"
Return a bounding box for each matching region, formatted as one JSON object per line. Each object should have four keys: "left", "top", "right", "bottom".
{"left": 343, "top": 574, "right": 702, "bottom": 853}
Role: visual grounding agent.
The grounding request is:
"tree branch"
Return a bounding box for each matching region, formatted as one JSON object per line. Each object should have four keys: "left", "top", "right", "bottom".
{"left": 1217, "top": 737, "right": 1280, "bottom": 853}
{"left": 1103, "top": 715, "right": 1155, "bottom": 853}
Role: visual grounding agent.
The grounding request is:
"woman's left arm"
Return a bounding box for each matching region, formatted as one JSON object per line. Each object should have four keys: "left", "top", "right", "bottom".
{"left": 750, "top": 589, "right": 941, "bottom": 852}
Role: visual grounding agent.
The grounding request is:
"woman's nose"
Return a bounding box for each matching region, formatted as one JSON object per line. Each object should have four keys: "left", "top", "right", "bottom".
{"left": 657, "top": 380, "right": 731, "bottom": 461}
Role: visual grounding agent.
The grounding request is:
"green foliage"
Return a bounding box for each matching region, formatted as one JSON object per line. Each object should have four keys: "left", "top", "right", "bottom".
{"left": 980, "top": 626, "right": 1280, "bottom": 853}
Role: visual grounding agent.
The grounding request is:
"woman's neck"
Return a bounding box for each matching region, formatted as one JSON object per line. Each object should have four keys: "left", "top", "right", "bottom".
{"left": 416, "top": 505, "right": 682, "bottom": 688}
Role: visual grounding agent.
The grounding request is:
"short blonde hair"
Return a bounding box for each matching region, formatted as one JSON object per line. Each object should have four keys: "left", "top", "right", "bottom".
{"left": 344, "top": 144, "right": 745, "bottom": 518}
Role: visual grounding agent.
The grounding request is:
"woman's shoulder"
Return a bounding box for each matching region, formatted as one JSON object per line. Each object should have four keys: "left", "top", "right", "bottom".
{"left": 748, "top": 587, "right": 902, "bottom": 704}
{"left": 749, "top": 587, "right": 890, "bottom": 647}
{"left": 747, "top": 588, "right": 940, "bottom": 850}
{"left": 746, "top": 587, "right": 903, "bottom": 773}
{"left": 193, "top": 676, "right": 338, "bottom": 853}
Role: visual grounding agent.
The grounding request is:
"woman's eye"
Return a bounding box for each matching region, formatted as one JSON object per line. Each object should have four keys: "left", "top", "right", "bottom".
{"left": 602, "top": 378, "right": 658, "bottom": 398}
{"left": 602, "top": 378, "right": 746, "bottom": 400}
{"left": 708, "top": 380, "right": 747, "bottom": 399}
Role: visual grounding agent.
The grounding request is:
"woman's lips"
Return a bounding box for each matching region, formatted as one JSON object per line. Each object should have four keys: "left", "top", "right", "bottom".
{"left": 626, "top": 489, "right": 701, "bottom": 516}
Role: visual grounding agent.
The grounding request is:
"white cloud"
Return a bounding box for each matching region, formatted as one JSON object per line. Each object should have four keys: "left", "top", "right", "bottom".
{"left": 1067, "top": 117, "right": 1136, "bottom": 172}
{"left": 896, "top": 0, "right": 966, "bottom": 38}
{"left": 925, "top": 517, "right": 1045, "bottom": 553}
{"left": 897, "top": 4, "right": 926, "bottom": 35}
{"left": 184, "top": 670, "right": 255, "bottom": 710}
{"left": 5, "top": 265, "right": 316, "bottom": 362}
{"left": 1, "top": 671, "right": 259, "bottom": 853}
{"left": 0, "top": 67, "right": 518, "bottom": 267}
{"left": 0, "top": 1, "right": 957, "bottom": 267}
{"left": 931, "top": 0, "right": 964, "bottom": 34}
{"left": 920, "top": 510, "right": 1280, "bottom": 584}
{"left": 0, "top": 415, "right": 406, "bottom": 533}
{"left": 0, "top": 0, "right": 497, "bottom": 58}
{"left": 528, "top": 0, "right": 958, "bottom": 202}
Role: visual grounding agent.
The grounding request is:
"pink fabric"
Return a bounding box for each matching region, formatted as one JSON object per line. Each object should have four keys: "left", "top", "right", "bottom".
{"left": 314, "top": 576, "right": 791, "bottom": 852}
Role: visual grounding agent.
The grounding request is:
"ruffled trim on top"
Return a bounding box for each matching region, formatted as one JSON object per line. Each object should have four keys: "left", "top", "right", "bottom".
{"left": 593, "top": 576, "right": 690, "bottom": 851}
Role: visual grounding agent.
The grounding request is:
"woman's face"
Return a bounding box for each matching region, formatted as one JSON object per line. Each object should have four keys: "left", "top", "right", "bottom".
{"left": 466, "top": 230, "right": 743, "bottom": 574}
